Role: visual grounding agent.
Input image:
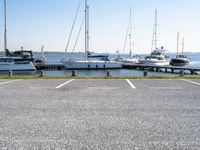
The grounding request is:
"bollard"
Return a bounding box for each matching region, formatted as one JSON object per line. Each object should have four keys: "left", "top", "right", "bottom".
{"left": 106, "top": 70, "right": 110, "bottom": 77}
{"left": 40, "top": 70, "right": 45, "bottom": 77}
{"left": 9, "top": 70, "right": 13, "bottom": 77}
{"left": 180, "top": 69, "right": 184, "bottom": 76}
{"left": 143, "top": 70, "right": 148, "bottom": 77}
{"left": 72, "top": 70, "right": 77, "bottom": 77}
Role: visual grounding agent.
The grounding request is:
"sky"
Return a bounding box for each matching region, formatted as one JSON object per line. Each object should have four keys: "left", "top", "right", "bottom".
{"left": 0, "top": 0, "right": 200, "bottom": 54}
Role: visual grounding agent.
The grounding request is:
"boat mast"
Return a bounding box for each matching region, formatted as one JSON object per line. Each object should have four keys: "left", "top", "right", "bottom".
{"left": 182, "top": 38, "right": 184, "bottom": 55}
{"left": 176, "top": 32, "right": 179, "bottom": 57}
{"left": 85, "top": 0, "right": 89, "bottom": 61}
{"left": 128, "top": 8, "right": 132, "bottom": 58}
{"left": 151, "top": 9, "right": 157, "bottom": 52}
{"left": 4, "top": 0, "right": 7, "bottom": 53}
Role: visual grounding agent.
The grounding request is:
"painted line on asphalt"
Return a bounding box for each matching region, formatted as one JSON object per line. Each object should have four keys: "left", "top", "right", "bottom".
{"left": 30, "top": 87, "right": 52, "bottom": 90}
{"left": 126, "top": 79, "right": 136, "bottom": 89}
{"left": 181, "top": 79, "right": 200, "bottom": 86}
{"left": 56, "top": 79, "right": 75, "bottom": 89}
{"left": 149, "top": 87, "right": 183, "bottom": 90}
{"left": 0, "top": 80, "right": 22, "bottom": 85}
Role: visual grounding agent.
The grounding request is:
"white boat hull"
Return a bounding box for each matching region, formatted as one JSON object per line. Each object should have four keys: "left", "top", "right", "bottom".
{"left": 0, "top": 62, "right": 36, "bottom": 72}
{"left": 63, "top": 61, "right": 122, "bottom": 69}
{"left": 140, "top": 59, "right": 169, "bottom": 66}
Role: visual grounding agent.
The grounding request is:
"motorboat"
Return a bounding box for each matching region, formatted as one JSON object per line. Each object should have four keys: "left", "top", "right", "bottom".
{"left": 0, "top": 0, "right": 36, "bottom": 72}
{"left": 140, "top": 47, "right": 169, "bottom": 66}
{"left": 0, "top": 57, "right": 36, "bottom": 72}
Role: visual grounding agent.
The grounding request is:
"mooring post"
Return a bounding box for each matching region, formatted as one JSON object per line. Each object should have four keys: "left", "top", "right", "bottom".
{"left": 180, "top": 69, "right": 184, "bottom": 76}
{"left": 106, "top": 70, "right": 110, "bottom": 77}
{"left": 40, "top": 70, "right": 45, "bottom": 77}
{"left": 144, "top": 70, "right": 148, "bottom": 77}
{"left": 72, "top": 70, "right": 77, "bottom": 77}
{"left": 9, "top": 70, "right": 12, "bottom": 77}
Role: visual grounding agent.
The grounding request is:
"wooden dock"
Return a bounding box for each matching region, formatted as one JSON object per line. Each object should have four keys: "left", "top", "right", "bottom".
{"left": 35, "top": 62, "right": 200, "bottom": 75}
{"left": 123, "top": 63, "right": 200, "bottom": 75}
{"left": 35, "top": 63, "right": 65, "bottom": 70}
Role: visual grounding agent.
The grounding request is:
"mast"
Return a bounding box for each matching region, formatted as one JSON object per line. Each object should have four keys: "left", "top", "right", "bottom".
{"left": 151, "top": 9, "right": 158, "bottom": 52}
{"left": 176, "top": 32, "right": 179, "bottom": 57}
{"left": 182, "top": 38, "right": 184, "bottom": 55}
{"left": 4, "top": 0, "right": 7, "bottom": 53}
{"left": 85, "top": 0, "right": 89, "bottom": 61}
{"left": 128, "top": 8, "right": 132, "bottom": 58}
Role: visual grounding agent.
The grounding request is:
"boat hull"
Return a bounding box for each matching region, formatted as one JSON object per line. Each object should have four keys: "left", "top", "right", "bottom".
{"left": 139, "top": 59, "right": 169, "bottom": 66}
{"left": 63, "top": 61, "right": 122, "bottom": 69}
{"left": 0, "top": 62, "right": 36, "bottom": 72}
{"left": 170, "top": 58, "right": 189, "bottom": 66}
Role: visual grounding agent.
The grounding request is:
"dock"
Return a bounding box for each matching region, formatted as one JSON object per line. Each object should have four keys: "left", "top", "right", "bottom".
{"left": 35, "top": 62, "right": 200, "bottom": 75}
{"left": 123, "top": 63, "right": 200, "bottom": 75}
{"left": 35, "top": 63, "right": 65, "bottom": 70}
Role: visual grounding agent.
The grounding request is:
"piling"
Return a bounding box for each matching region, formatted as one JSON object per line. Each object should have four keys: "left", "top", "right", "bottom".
{"left": 106, "top": 70, "right": 111, "bottom": 77}
{"left": 9, "top": 70, "right": 12, "bottom": 77}
{"left": 72, "top": 70, "right": 77, "bottom": 77}
{"left": 144, "top": 70, "right": 148, "bottom": 77}
{"left": 40, "top": 70, "right": 45, "bottom": 77}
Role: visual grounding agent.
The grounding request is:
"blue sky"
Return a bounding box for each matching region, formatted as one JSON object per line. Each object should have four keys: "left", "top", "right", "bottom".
{"left": 0, "top": 0, "right": 199, "bottom": 54}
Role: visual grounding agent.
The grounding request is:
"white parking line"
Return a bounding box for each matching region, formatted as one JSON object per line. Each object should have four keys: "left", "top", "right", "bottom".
{"left": 56, "top": 79, "right": 75, "bottom": 89}
{"left": 181, "top": 79, "right": 200, "bottom": 86}
{"left": 0, "top": 80, "right": 22, "bottom": 85}
{"left": 126, "top": 79, "right": 136, "bottom": 89}
{"left": 149, "top": 87, "right": 183, "bottom": 90}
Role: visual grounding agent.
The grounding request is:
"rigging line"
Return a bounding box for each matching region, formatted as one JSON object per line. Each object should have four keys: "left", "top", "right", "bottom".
{"left": 64, "top": 0, "right": 81, "bottom": 56}
{"left": 72, "top": 16, "right": 85, "bottom": 53}
{"left": 123, "top": 15, "right": 130, "bottom": 54}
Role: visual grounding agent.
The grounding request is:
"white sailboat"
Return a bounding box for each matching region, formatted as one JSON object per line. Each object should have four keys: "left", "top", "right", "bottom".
{"left": 116, "top": 8, "right": 140, "bottom": 64}
{"left": 170, "top": 32, "right": 190, "bottom": 66}
{"left": 140, "top": 9, "right": 169, "bottom": 66}
{"left": 0, "top": 0, "right": 36, "bottom": 72}
{"left": 63, "top": 0, "right": 122, "bottom": 69}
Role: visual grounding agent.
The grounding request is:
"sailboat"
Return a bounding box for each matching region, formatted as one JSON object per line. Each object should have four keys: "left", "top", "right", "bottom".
{"left": 140, "top": 9, "right": 169, "bottom": 66}
{"left": 170, "top": 32, "right": 190, "bottom": 66}
{"left": 0, "top": 0, "right": 36, "bottom": 72}
{"left": 115, "top": 8, "right": 140, "bottom": 64}
{"left": 62, "top": 0, "right": 122, "bottom": 69}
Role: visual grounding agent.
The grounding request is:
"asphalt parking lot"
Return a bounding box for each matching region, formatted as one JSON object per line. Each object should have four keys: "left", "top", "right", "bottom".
{"left": 0, "top": 79, "right": 200, "bottom": 149}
